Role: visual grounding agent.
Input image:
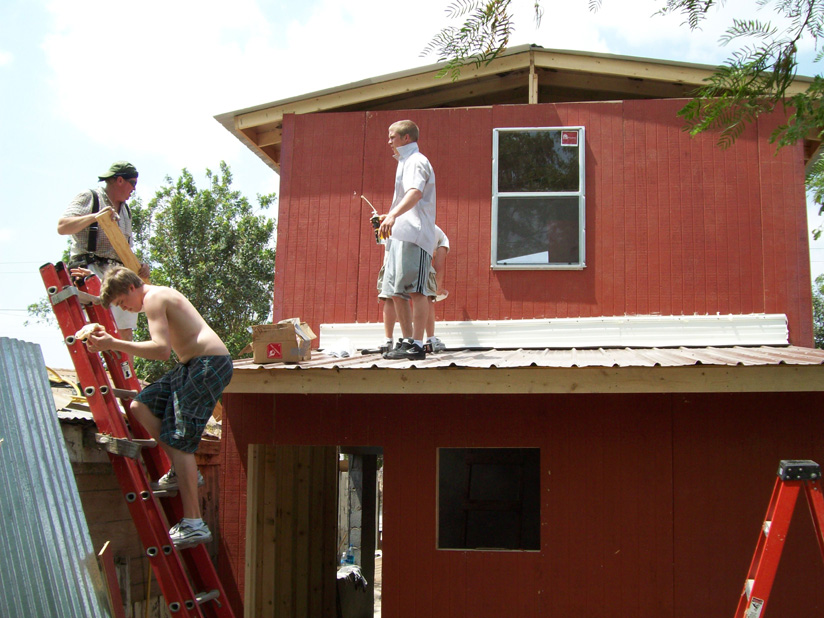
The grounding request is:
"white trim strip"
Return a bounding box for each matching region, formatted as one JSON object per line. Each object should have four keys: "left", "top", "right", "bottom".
{"left": 319, "top": 314, "right": 789, "bottom": 351}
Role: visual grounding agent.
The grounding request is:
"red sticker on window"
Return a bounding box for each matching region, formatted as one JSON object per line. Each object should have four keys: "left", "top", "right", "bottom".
{"left": 266, "top": 343, "right": 282, "bottom": 359}
{"left": 561, "top": 130, "right": 578, "bottom": 146}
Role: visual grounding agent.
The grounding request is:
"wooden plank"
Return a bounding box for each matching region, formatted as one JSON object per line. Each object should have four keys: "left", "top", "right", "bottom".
{"left": 293, "top": 447, "right": 311, "bottom": 618}
{"left": 244, "top": 443, "right": 261, "bottom": 618}
{"left": 309, "top": 446, "right": 329, "bottom": 618}
{"left": 261, "top": 445, "right": 277, "bottom": 617}
{"left": 226, "top": 365, "right": 824, "bottom": 395}
{"left": 97, "top": 541, "right": 127, "bottom": 618}
{"left": 94, "top": 208, "right": 147, "bottom": 281}
{"left": 321, "top": 446, "right": 338, "bottom": 618}
{"left": 275, "top": 445, "right": 295, "bottom": 617}
{"left": 255, "top": 126, "right": 282, "bottom": 148}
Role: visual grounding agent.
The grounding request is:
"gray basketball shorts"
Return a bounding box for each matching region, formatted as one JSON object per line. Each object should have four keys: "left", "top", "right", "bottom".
{"left": 379, "top": 238, "right": 433, "bottom": 301}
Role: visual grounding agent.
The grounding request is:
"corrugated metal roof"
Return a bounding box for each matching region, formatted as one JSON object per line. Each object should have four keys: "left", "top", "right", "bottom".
{"left": 237, "top": 345, "right": 824, "bottom": 370}
{"left": 227, "top": 345, "right": 824, "bottom": 395}
{"left": 0, "top": 337, "right": 109, "bottom": 618}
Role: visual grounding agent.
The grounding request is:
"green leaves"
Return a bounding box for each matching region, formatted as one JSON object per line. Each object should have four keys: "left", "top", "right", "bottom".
{"left": 131, "top": 162, "right": 276, "bottom": 381}
{"left": 814, "top": 274, "right": 824, "bottom": 348}
{"left": 422, "top": 0, "right": 519, "bottom": 81}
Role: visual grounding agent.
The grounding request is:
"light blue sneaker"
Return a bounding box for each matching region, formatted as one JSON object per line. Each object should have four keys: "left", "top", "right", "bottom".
{"left": 152, "top": 466, "right": 204, "bottom": 491}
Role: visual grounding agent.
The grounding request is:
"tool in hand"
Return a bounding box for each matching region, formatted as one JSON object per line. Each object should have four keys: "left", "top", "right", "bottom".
{"left": 360, "top": 195, "right": 382, "bottom": 244}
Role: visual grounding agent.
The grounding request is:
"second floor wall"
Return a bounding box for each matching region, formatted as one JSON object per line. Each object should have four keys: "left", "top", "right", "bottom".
{"left": 273, "top": 98, "right": 813, "bottom": 346}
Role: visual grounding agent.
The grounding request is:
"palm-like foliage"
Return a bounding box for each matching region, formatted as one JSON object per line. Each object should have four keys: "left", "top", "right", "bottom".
{"left": 422, "top": 0, "right": 541, "bottom": 80}
{"left": 425, "top": 0, "right": 824, "bottom": 232}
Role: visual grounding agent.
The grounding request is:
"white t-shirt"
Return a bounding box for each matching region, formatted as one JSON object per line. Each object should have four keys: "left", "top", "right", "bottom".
{"left": 389, "top": 141, "right": 437, "bottom": 255}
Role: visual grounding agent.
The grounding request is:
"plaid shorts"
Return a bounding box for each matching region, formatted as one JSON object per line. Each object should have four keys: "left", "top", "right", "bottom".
{"left": 136, "top": 355, "right": 233, "bottom": 453}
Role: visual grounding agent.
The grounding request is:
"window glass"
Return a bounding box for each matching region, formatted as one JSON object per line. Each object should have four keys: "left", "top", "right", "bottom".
{"left": 497, "top": 130, "right": 580, "bottom": 193}
{"left": 493, "top": 127, "right": 585, "bottom": 269}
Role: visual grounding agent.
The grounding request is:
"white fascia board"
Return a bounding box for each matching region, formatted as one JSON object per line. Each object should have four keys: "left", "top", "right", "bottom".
{"left": 319, "top": 314, "right": 789, "bottom": 351}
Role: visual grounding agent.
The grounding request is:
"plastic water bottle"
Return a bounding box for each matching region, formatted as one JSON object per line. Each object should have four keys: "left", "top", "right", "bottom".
{"left": 345, "top": 545, "right": 355, "bottom": 565}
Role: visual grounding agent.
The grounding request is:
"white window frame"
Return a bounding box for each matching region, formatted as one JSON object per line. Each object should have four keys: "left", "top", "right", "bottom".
{"left": 491, "top": 126, "right": 586, "bottom": 270}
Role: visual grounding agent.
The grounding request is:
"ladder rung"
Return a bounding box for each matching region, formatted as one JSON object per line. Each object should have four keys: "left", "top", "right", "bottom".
{"left": 151, "top": 487, "right": 178, "bottom": 498}
{"left": 95, "top": 434, "right": 157, "bottom": 459}
{"left": 111, "top": 388, "right": 139, "bottom": 399}
{"left": 196, "top": 589, "right": 221, "bottom": 606}
{"left": 49, "top": 286, "right": 100, "bottom": 306}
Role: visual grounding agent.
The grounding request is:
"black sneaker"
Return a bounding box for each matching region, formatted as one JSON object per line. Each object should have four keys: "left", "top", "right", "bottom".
{"left": 384, "top": 338, "right": 426, "bottom": 360}
{"left": 382, "top": 338, "right": 404, "bottom": 358}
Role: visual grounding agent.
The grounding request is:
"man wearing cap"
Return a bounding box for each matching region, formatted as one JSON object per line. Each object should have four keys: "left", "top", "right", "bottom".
{"left": 58, "top": 161, "right": 150, "bottom": 341}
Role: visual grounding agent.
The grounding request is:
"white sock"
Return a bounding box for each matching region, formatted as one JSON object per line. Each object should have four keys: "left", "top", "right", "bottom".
{"left": 414, "top": 339, "right": 424, "bottom": 348}
{"left": 182, "top": 517, "right": 204, "bottom": 528}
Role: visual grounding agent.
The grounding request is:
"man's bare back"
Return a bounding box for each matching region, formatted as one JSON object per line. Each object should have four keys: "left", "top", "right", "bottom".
{"left": 141, "top": 285, "right": 229, "bottom": 363}
{"left": 89, "top": 281, "right": 228, "bottom": 363}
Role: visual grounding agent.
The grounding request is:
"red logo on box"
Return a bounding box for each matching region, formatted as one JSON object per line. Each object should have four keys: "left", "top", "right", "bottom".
{"left": 266, "top": 343, "right": 282, "bottom": 359}
{"left": 561, "top": 130, "right": 578, "bottom": 146}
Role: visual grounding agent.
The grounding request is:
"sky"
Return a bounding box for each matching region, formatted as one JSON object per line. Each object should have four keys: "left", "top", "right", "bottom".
{"left": 2, "top": 0, "right": 823, "bottom": 369}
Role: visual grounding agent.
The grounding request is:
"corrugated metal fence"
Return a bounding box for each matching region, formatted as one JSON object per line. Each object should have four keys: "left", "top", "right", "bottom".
{"left": 0, "top": 337, "right": 110, "bottom": 617}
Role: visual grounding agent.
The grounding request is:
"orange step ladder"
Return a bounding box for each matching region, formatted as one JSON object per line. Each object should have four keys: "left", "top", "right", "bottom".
{"left": 41, "top": 261, "right": 235, "bottom": 618}
{"left": 734, "top": 459, "right": 824, "bottom": 618}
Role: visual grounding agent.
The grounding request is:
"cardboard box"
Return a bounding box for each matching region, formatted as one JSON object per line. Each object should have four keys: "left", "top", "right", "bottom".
{"left": 250, "top": 319, "right": 316, "bottom": 364}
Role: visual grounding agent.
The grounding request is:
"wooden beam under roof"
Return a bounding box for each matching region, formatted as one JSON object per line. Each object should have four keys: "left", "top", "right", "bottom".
{"left": 225, "top": 364, "right": 824, "bottom": 395}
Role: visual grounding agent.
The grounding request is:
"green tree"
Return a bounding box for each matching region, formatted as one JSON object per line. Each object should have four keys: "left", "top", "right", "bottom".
{"left": 424, "top": 0, "right": 824, "bottom": 231}
{"left": 814, "top": 274, "right": 824, "bottom": 348}
{"left": 130, "top": 162, "right": 276, "bottom": 381}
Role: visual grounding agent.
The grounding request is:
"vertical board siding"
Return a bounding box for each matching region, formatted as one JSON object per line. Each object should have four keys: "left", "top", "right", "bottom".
{"left": 274, "top": 112, "right": 367, "bottom": 326}
{"left": 756, "top": 111, "right": 814, "bottom": 345}
{"left": 671, "top": 392, "right": 824, "bottom": 617}
{"left": 271, "top": 100, "right": 811, "bottom": 344}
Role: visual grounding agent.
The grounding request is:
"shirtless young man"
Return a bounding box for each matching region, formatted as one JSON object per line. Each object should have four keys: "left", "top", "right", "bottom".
{"left": 87, "top": 266, "right": 233, "bottom": 547}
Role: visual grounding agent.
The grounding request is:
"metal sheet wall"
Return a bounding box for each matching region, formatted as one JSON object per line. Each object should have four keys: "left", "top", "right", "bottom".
{"left": 0, "top": 337, "right": 109, "bottom": 618}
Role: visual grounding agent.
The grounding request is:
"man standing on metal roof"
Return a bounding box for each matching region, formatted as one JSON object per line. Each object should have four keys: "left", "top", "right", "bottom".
{"left": 378, "top": 120, "right": 437, "bottom": 360}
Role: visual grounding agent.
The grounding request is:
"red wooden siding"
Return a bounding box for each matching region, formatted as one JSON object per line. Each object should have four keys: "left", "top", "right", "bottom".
{"left": 220, "top": 391, "right": 824, "bottom": 617}
{"left": 272, "top": 99, "right": 813, "bottom": 345}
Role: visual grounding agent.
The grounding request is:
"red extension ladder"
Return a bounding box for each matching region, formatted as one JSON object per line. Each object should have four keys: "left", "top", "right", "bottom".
{"left": 733, "top": 459, "right": 824, "bottom": 618}
{"left": 40, "top": 261, "right": 235, "bottom": 618}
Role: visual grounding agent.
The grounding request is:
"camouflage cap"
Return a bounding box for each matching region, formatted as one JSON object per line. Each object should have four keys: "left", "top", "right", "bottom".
{"left": 98, "top": 161, "right": 139, "bottom": 180}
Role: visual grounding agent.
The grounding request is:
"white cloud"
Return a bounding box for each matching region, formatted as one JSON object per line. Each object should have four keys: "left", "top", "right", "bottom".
{"left": 39, "top": 0, "right": 813, "bottom": 175}
{"left": 0, "top": 50, "right": 12, "bottom": 67}
{"left": 42, "top": 0, "right": 275, "bottom": 170}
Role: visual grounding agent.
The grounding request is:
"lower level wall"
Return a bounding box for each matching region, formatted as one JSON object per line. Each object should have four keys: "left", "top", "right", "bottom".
{"left": 219, "top": 391, "right": 824, "bottom": 618}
